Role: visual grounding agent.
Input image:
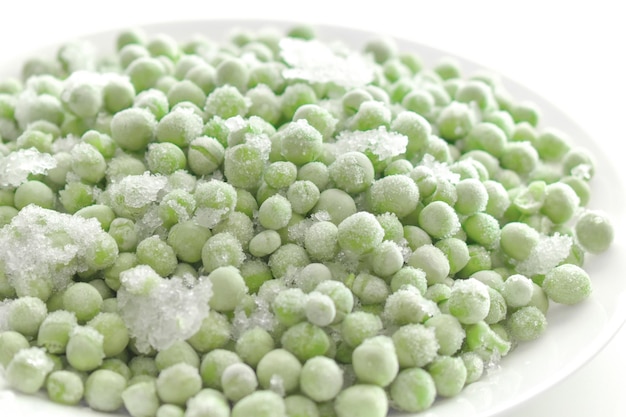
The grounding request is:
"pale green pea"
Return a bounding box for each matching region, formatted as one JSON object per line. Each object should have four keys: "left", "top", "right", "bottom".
{"left": 122, "top": 380, "right": 160, "bottom": 417}
{"left": 5, "top": 346, "right": 55, "bottom": 394}
{"left": 542, "top": 263, "right": 591, "bottom": 305}
{"left": 156, "top": 106, "right": 203, "bottom": 147}
{"left": 136, "top": 236, "right": 178, "bottom": 277}
{"left": 246, "top": 84, "right": 282, "bottom": 126}
{"left": 337, "top": 211, "right": 384, "bottom": 255}
{"left": 279, "top": 119, "right": 324, "bottom": 166}
{"left": 390, "top": 367, "right": 436, "bottom": 413}
{"left": 454, "top": 178, "right": 488, "bottom": 215}
{"left": 154, "top": 340, "right": 199, "bottom": 371}
{"left": 340, "top": 311, "right": 383, "bottom": 348}
{"left": 403, "top": 225, "right": 432, "bottom": 251}
{"left": 224, "top": 143, "right": 265, "bottom": 190}
{"left": 108, "top": 218, "right": 139, "bottom": 252}
{"left": 129, "top": 356, "right": 159, "bottom": 378}
{"left": 507, "top": 306, "right": 547, "bottom": 342}
{"left": 37, "top": 309, "right": 77, "bottom": 354}
{"left": 418, "top": 201, "right": 460, "bottom": 240}
{"left": 500, "top": 141, "right": 539, "bottom": 175}
{"left": 351, "top": 272, "right": 389, "bottom": 305}
{"left": 75, "top": 204, "right": 116, "bottom": 231}
{"left": 281, "top": 322, "right": 331, "bottom": 361}
{"left": 383, "top": 287, "right": 437, "bottom": 326}
{"left": 447, "top": 278, "right": 491, "bottom": 324}
{"left": 157, "top": 404, "right": 184, "bottom": 417}
{"left": 14, "top": 179, "right": 55, "bottom": 209}
{"left": 167, "top": 80, "right": 206, "bottom": 108}
{"left": 392, "top": 324, "right": 439, "bottom": 368}
{"left": 103, "top": 252, "right": 138, "bottom": 291}
{"left": 206, "top": 265, "right": 247, "bottom": 311}
{"left": 187, "top": 310, "right": 231, "bottom": 353}
{"left": 205, "top": 85, "right": 249, "bottom": 119}
{"left": 285, "top": 395, "right": 320, "bottom": 417}
{"left": 311, "top": 188, "right": 357, "bottom": 225}
{"left": 501, "top": 274, "right": 534, "bottom": 308}
{"left": 59, "top": 181, "right": 94, "bottom": 213}
{"left": 232, "top": 390, "right": 286, "bottom": 417}
{"left": 46, "top": 369, "right": 85, "bottom": 406}
{"left": 8, "top": 295, "right": 48, "bottom": 338}
{"left": 575, "top": 210, "right": 614, "bottom": 254}
{"left": 146, "top": 142, "right": 187, "bottom": 175}
{"left": 134, "top": 88, "right": 169, "bottom": 120}
{"left": 300, "top": 356, "right": 343, "bottom": 402}
{"left": 0, "top": 331, "right": 30, "bottom": 368}
{"left": 368, "top": 240, "right": 404, "bottom": 277}
{"left": 436, "top": 101, "right": 475, "bottom": 141}
{"left": 293, "top": 103, "right": 337, "bottom": 141}
{"left": 65, "top": 326, "right": 105, "bottom": 372}
{"left": 407, "top": 244, "right": 450, "bottom": 285}
{"left": 156, "top": 363, "right": 202, "bottom": 406}
{"left": 258, "top": 194, "right": 293, "bottom": 230}
{"left": 428, "top": 355, "right": 467, "bottom": 398}
{"left": 256, "top": 348, "right": 301, "bottom": 394}
{"left": 272, "top": 287, "right": 307, "bottom": 326}
{"left": 334, "top": 384, "right": 388, "bottom": 417}
{"left": 435, "top": 238, "right": 470, "bottom": 275}
{"left": 110, "top": 107, "right": 157, "bottom": 151}
{"left": 390, "top": 267, "right": 428, "bottom": 294}
{"left": 462, "top": 212, "right": 500, "bottom": 249}
{"left": 352, "top": 335, "right": 398, "bottom": 387}
{"left": 540, "top": 182, "right": 580, "bottom": 224}
{"left": 368, "top": 174, "right": 420, "bottom": 218}
{"left": 235, "top": 327, "right": 275, "bottom": 368}
{"left": 268, "top": 243, "right": 310, "bottom": 279}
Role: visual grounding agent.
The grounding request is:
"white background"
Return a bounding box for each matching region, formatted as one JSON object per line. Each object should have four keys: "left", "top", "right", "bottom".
{"left": 1, "top": 1, "right": 625, "bottom": 416}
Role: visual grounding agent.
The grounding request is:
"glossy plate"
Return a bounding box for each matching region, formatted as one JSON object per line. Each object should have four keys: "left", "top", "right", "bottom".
{"left": 1, "top": 19, "right": 625, "bottom": 417}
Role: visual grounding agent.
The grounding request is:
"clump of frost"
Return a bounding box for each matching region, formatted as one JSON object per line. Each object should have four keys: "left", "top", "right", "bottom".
{"left": 417, "top": 153, "right": 461, "bottom": 184}
{"left": 280, "top": 38, "right": 375, "bottom": 88}
{"left": 332, "top": 126, "right": 408, "bottom": 161}
{"left": 514, "top": 233, "right": 573, "bottom": 276}
{"left": 0, "top": 205, "right": 113, "bottom": 294}
{"left": 0, "top": 148, "right": 57, "bottom": 187}
{"left": 117, "top": 265, "right": 213, "bottom": 353}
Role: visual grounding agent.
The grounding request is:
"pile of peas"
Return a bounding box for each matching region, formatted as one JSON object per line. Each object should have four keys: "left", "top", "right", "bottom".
{"left": 0, "top": 23, "right": 616, "bottom": 417}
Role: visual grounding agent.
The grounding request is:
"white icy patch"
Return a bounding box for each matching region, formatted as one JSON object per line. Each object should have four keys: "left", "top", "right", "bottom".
{"left": 514, "top": 233, "right": 573, "bottom": 276}
{"left": 117, "top": 265, "right": 213, "bottom": 353}
{"left": 417, "top": 153, "right": 461, "bottom": 184}
{"left": 0, "top": 148, "right": 57, "bottom": 187}
{"left": 107, "top": 172, "right": 168, "bottom": 209}
{"left": 280, "top": 38, "right": 375, "bottom": 88}
{"left": 0, "top": 205, "right": 112, "bottom": 294}
{"left": 332, "top": 126, "right": 408, "bottom": 161}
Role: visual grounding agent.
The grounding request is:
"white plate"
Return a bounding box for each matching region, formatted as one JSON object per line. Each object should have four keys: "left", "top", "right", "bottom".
{"left": 1, "top": 19, "right": 625, "bottom": 417}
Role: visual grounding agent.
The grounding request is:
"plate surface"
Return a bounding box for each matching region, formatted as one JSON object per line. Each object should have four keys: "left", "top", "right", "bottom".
{"left": 1, "top": 19, "right": 625, "bottom": 417}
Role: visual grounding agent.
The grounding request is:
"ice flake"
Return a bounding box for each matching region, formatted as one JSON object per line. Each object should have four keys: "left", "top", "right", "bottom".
{"left": 514, "top": 233, "right": 573, "bottom": 276}
{"left": 231, "top": 295, "right": 278, "bottom": 339}
{"left": 280, "top": 38, "right": 375, "bottom": 88}
{"left": 418, "top": 153, "right": 461, "bottom": 184}
{"left": 0, "top": 148, "right": 57, "bottom": 187}
{"left": 0, "top": 205, "right": 111, "bottom": 295}
{"left": 333, "top": 126, "right": 408, "bottom": 161}
{"left": 107, "top": 172, "right": 168, "bottom": 209}
{"left": 0, "top": 299, "right": 14, "bottom": 332}
{"left": 117, "top": 265, "right": 213, "bottom": 353}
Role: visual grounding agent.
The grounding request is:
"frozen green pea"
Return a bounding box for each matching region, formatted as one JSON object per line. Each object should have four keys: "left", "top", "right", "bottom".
{"left": 187, "top": 310, "right": 231, "bottom": 353}
{"left": 279, "top": 119, "right": 324, "bottom": 165}
{"left": 349, "top": 100, "right": 391, "bottom": 131}
{"left": 540, "top": 182, "right": 580, "bottom": 224}
{"left": 218, "top": 363, "right": 259, "bottom": 404}
{"left": 8, "top": 295, "right": 48, "bottom": 338}
{"left": 447, "top": 278, "right": 490, "bottom": 324}
{"left": 302, "top": 221, "right": 338, "bottom": 261}
{"left": 75, "top": 204, "right": 116, "bottom": 231}
{"left": 223, "top": 143, "right": 265, "bottom": 190}
{"left": 235, "top": 327, "right": 275, "bottom": 368}
{"left": 16, "top": 129, "right": 53, "bottom": 152}
{"left": 281, "top": 322, "right": 330, "bottom": 361}
{"left": 542, "top": 263, "right": 591, "bottom": 305}
{"left": 423, "top": 314, "right": 464, "bottom": 356}
{"left": 428, "top": 355, "right": 467, "bottom": 398}
{"left": 407, "top": 244, "right": 450, "bottom": 285}
{"left": 334, "top": 384, "right": 388, "bottom": 417}
{"left": 293, "top": 103, "right": 337, "bottom": 141}
{"left": 154, "top": 340, "right": 199, "bottom": 371}
{"left": 5, "top": 346, "right": 55, "bottom": 394}
{"left": 0, "top": 331, "right": 30, "bottom": 367}
{"left": 464, "top": 320, "right": 511, "bottom": 360}
{"left": 108, "top": 218, "right": 139, "bottom": 252}
{"left": 134, "top": 88, "right": 169, "bottom": 120}
{"left": 122, "top": 380, "right": 159, "bottom": 417}
{"left": 46, "top": 369, "right": 85, "bottom": 406}
{"left": 206, "top": 265, "right": 247, "bottom": 311}
{"left": 297, "top": 161, "right": 329, "bottom": 191}
{"left": 561, "top": 176, "right": 591, "bottom": 207}
{"left": 14, "top": 180, "right": 55, "bottom": 210}
{"left": 126, "top": 57, "right": 166, "bottom": 92}
{"left": 156, "top": 363, "right": 202, "bottom": 406}
{"left": 205, "top": 85, "right": 249, "bottom": 119}
{"left": 287, "top": 180, "right": 320, "bottom": 215}
{"left": 507, "top": 305, "right": 548, "bottom": 342}
{"left": 166, "top": 79, "right": 206, "bottom": 108}
{"left": 418, "top": 200, "right": 460, "bottom": 240}
{"left": 368, "top": 175, "right": 419, "bottom": 218}
{"left": 146, "top": 142, "right": 187, "bottom": 175}
{"left": 103, "top": 76, "right": 135, "bottom": 114}
{"left": 500, "top": 141, "right": 539, "bottom": 175}
{"left": 340, "top": 311, "right": 383, "bottom": 348}
{"left": 368, "top": 240, "right": 404, "bottom": 277}
{"left": 284, "top": 395, "right": 320, "bottom": 417}
{"left": 305, "top": 291, "right": 336, "bottom": 327}
{"left": 37, "top": 310, "right": 77, "bottom": 354}
{"left": 201, "top": 232, "right": 245, "bottom": 272}
{"left": 280, "top": 82, "right": 317, "bottom": 120}
{"left": 454, "top": 178, "right": 488, "bottom": 215}
{"left": 337, "top": 211, "right": 384, "bottom": 255}
{"left": 14, "top": 92, "right": 64, "bottom": 129}
{"left": 103, "top": 252, "right": 138, "bottom": 291}
{"left": 158, "top": 188, "right": 196, "bottom": 228}
{"left": 157, "top": 404, "right": 184, "bottom": 417}
{"left": 156, "top": 106, "right": 203, "bottom": 147}
{"left": 256, "top": 348, "right": 301, "bottom": 394}
{"left": 351, "top": 272, "right": 389, "bottom": 305}
{"left": 84, "top": 369, "right": 127, "bottom": 412}
{"left": 246, "top": 84, "right": 282, "bottom": 126}
{"left": 136, "top": 236, "right": 178, "bottom": 277}
{"left": 65, "top": 326, "right": 105, "bottom": 371}
{"left": 258, "top": 194, "right": 293, "bottom": 230}
{"left": 272, "top": 287, "right": 307, "bottom": 326}
{"left": 435, "top": 238, "right": 470, "bottom": 276}
{"left": 268, "top": 243, "right": 310, "bottom": 278}
{"left": 484, "top": 286, "right": 508, "bottom": 324}
{"left": 383, "top": 287, "right": 437, "bottom": 326}
{"left": 390, "top": 267, "right": 428, "bottom": 294}
{"left": 110, "top": 107, "right": 157, "bottom": 151}
{"left": 311, "top": 188, "right": 357, "bottom": 225}
{"left": 535, "top": 128, "right": 570, "bottom": 161}
{"left": 390, "top": 367, "right": 436, "bottom": 412}
{"left": 501, "top": 274, "right": 534, "bottom": 308}
{"left": 575, "top": 210, "right": 614, "bottom": 254}
{"left": 392, "top": 324, "right": 439, "bottom": 368}
{"left": 232, "top": 390, "right": 286, "bottom": 417}
{"left": 184, "top": 389, "right": 230, "bottom": 417}
{"left": 300, "top": 356, "right": 343, "bottom": 402}
{"left": 562, "top": 146, "right": 595, "bottom": 178}
{"left": 462, "top": 212, "right": 500, "bottom": 249}
{"left": 436, "top": 101, "right": 475, "bottom": 141}
{"left": 352, "top": 335, "right": 398, "bottom": 387}
{"left": 247, "top": 229, "right": 281, "bottom": 258}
